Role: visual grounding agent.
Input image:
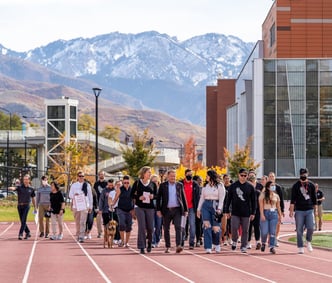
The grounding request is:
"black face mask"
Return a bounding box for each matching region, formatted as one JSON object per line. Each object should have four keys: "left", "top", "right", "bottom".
{"left": 186, "top": 175, "right": 192, "bottom": 181}
{"left": 300, "top": 175, "right": 307, "bottom": 181}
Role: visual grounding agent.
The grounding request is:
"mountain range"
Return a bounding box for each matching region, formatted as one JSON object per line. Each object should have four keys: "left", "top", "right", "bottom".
{"left": 0, "top": 31, "right": 254, "bottom": 144}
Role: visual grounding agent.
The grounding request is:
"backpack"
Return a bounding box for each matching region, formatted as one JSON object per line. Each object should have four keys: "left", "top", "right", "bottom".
{"left": 82, "top": 182, "right": 88, "bottom": 196}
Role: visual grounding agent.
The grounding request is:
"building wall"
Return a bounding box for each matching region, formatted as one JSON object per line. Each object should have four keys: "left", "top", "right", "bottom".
{"left": 206, "top": 80, "right": 235, "bottom": 167}
{"left": 263, "top": 0, "right": 332, "bottom": 58}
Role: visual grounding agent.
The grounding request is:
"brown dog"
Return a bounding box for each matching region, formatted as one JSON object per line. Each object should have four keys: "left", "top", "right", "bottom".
{"left": 104, "top": 220, "right": 118, "bottom": 248}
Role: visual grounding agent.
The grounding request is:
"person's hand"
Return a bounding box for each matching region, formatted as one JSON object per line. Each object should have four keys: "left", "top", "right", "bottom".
{"left": 225, "top": 213, "right": 230, "bottom": 219}
{"left": 196, "top": 211, "right": 201, "bottom": 218}
{"left": 289, "top": 211, "right": 294, "bottom": 218}
{"left": 261, "top": 215, "right": 266, "bottom": 222}
{"left": 184, "top": 211, "right": 188, "bottom": 217}
{"left": 249, "top": 214, "right": 255, "bottom": 221}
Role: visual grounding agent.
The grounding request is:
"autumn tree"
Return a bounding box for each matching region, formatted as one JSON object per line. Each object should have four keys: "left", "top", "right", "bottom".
{"left": 181, "top": 136, "right": 204, "bottom": 171}
{"left": 78, "top": 113, "right": 95, "bottom": 132}
{"left": 121, "top": 129, "right": 158, "bottom": 178}
{"left": 100, "top": 125, "right": 120, "bottom": 142}
{"left": 223, "top": 137, "right": 260, "bottom": 180}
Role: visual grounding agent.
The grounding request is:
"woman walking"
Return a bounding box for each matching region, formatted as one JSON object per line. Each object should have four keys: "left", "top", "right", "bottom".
{"left": 197, "top": 170, "right": 226, "bottom": 253}
{"left": 131, "top": 166, "right": 157, "bottom": 254}
{"left": 49, "top": 181, "right": 65, "bottom": 240}
{"left": 259, "top": 181, "right": 281, "bottom": 254}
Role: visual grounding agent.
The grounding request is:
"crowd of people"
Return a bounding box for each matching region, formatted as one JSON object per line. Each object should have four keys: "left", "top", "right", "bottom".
{"left": 15, "top": 166, "right": 325, "bottom": 255}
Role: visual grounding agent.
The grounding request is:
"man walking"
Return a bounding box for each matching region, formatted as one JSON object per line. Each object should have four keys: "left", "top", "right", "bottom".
{"left": 69, "top": 171, "right": 93, "bottom": 243}
{"left": 224, "top": 168, "right": 256, "bottom": 253}
{"left": 289, "top": 168, "right": 317, "bottom": 254}
{"left": 156, "top": 169, "right": 188, "bottom": 253}
{"left": 182, "top": 169, "right": 200, "bottom": 249}
{"left": 94, "top": 171, "right": 107, "bottom": 238}
{"left": 16, "top": 174, "right": 36, "bottom": 240}
{"left": 36, "top": 175, "right": 51, "bottom": 238}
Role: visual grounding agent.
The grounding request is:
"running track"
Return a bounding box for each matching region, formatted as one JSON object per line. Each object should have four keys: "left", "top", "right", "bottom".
{"left": 0, "top": 220, "right": 331, "bottom": 283}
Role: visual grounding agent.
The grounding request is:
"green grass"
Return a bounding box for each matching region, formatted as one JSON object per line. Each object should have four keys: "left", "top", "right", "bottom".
{"left": 0, "top": 201, "right": 74, "bottom": 222}
{"left": 289, "top": 234, "right": 332, "bottom": 249}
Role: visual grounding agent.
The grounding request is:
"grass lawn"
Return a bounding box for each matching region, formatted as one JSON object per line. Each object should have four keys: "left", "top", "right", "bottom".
{"left": 0, "top": 201, "right": 74, "bottom": 222}
{"left": 289, "top": 234, "right": 332, "bottom": 249}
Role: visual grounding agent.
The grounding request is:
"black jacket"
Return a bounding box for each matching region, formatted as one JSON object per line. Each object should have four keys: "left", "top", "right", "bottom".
{"left": 181, "top": 179, "right": 201, "bottom": 212}
{"left": 291, "top": 180, "right": 317, "bottom": 211}
{"left": 156, "top": 181, "right": 188, "bottom": 216}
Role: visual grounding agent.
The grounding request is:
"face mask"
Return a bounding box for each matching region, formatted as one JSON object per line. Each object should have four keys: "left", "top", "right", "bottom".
{"left": 300, "top": 176, "right": 307, "bottom": 181}
{"left": 186, "top": 175, "right": 192, "bottom": 181}
{"left": 270, "top": 185, "right": 276, "bottom": 191}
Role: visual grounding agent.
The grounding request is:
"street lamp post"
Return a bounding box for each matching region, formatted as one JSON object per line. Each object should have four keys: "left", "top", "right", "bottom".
{"left": 0, "top": 107, "right": 12, "bottom": 196}
{"left": 92, "top": 87, "right": 102, "bottom": 183}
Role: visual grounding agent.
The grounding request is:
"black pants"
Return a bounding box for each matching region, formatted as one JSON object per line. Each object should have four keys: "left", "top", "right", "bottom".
{"left": 195, "top": 216, "right": 202, "bottom": 242}
{"left": 162, "top": 207, "right": 182, "bottom": 248}
{"left": 248, "top": 212, "right": 260, "bottom": 242}
{"left": 18, "top": 204, "right": 30, "bottom": 236}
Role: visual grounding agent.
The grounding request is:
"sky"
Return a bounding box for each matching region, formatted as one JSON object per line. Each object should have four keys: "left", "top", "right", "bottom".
{"left": 0, "top": 0, "right": 274, "bottom": 52}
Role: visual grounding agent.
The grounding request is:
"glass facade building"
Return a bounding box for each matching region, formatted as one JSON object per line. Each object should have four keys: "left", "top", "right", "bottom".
{"left": 263, "top": 59, "right": 332, "bottom": 177}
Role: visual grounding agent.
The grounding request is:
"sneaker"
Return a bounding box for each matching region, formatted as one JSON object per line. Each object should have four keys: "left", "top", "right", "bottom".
{"left": 261, "top": 244, "right": 266, "bottom": 252}
{"left": 39, "top": 232, "right": 44, "bottom": 237}
{"left": 176, "top": 245, "right": 183, "bottom": 253}
{"left": 57, "top": 234, "right": 63, "bottom": 240}
{"left": 189, "top": 245, "right": 194, "bottom": 250}
{"left": 97, "top": 233, "right": 102, "bottom": 238}
{"left": 206, "top": 248, "right": 212, "bottom": 254}
{"left": 223, "top": 242, "right": 228, "bottom": 246}
{"left": 270, "top": 247, "right": 276, "bottom": 254}
{"left": 118, "top": 242, "right": 124, "bottom": 247}
{"left": 151, "top": 244, "right": 156, "bottom": 248}
{"left": 140, "top": 248, "right": 145, "bottom": 254}
{"left": 246, "top": 243, "right": 252, "bottom": 249}
{"left": 45, "top": 233, "right": 49, "bottom": 238}
{"left": 215, "top": 245, "right": 221, "bottom": 253}
{"left": 113, "top": 239, "right": 119, "bottom": 245}
{"left": 256, "top": 242, "right": 262, "bottom": 250}
{"left": 79, "top": 238, "right": 84, "bottom": 243}
{"left": 124, "top": 243, "right": 130, "bottom": 248}
{"left": 50, "top": 235, "right": 57, "bottom": 240}
{"left": 231, "top": 244, "right": 237, "bottom": 251}
{"left": 275, "top": 239, "right": 279, "bottom": 247}
{"left": 147, "top": 242, "right": 152, "bottom": 253}
{"left": 298, "top": 247, "right": 304, "bottom": 254}
{"left": 18, "top": 235, "right": 23, "bottom": 240}
{"left": 240, "top": 247, "right": 247, "bottom": 253}
{"left": 24, "top": 233, "right": 31, "bottom": 240}
{"left": 307, "top": 242, "right": 313, "bottom": 252}
{"left": 165, "top": 248, "right": 170, "bottom": 253}
{"left": 87, "top": 234, "right": 92, "bottom": 240}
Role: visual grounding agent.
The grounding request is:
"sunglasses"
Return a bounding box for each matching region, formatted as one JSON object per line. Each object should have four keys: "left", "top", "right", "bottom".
{"left": 78, "top": 175, "right": 85, "bottom": 177}
{"left": 240, "top": 174, "right": 247, "bottom": 177}
{"left": 123, "top": 182, "right": 130, "bottom": 184}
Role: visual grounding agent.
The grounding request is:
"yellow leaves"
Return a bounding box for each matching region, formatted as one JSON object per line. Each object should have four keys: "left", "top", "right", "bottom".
{"left": 175, "top": 164, "right": 226, "bottom": 182}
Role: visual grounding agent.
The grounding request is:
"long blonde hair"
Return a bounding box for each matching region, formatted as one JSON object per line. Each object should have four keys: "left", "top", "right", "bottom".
{"left": 138, "top": 166, "right": 151, "bottom": 180}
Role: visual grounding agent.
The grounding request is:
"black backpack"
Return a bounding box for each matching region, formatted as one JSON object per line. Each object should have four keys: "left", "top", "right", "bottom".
{"left": 82, "top": 182, "right": 88, "bottom": 196}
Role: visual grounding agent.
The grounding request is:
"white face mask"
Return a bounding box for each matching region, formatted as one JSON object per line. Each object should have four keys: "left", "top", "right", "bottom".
{"left": 270, "top": 185, "right": 276, "bottom": 192}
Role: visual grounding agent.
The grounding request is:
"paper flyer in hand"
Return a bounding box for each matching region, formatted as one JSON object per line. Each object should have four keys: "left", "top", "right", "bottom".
{"left": 75, "top": 194, "right": 87, "bottom": 211}
{"left": 142, "top": 191, "right": 151, "bottom": 203}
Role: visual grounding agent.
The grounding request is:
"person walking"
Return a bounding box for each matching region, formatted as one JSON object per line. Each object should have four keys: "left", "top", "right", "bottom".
{"left": 151, "top": 174, "right": 162, "bottom": 248}
{"left": 49, "top": 181, "right": 65, "bottom": 240}
{"left": 259, "top": 181, "right": 281, "bottom": 254}
{"left": 197, "top": 170, "right": 225, "bottom": 253}
{"left": 315, "top": 183, "right": 325, "bottom": 231}
{"left": 224, "top": 168, "right": 256, "bottom": 253}
{"left": 182, "top": 169, "right": 201, "bottom": 249}
{"left": 69, "top": 171, "right": 93, "bottom": 243}
{"left": 36, "top": 175, "right": 51, "bottom": 238}
{"left": 94, "top": 171, "right": 107, "bottom": 238}
{"left": 16, "top": 174, "right": 36, "bottom": 240}
{"left": 111, "top": 175, "right": 134, "bottom": 247}
{"left": 247, "top": 170, "right": 263, "bottom": 250}
{"left": 131, "top": 166, "right": 157, "bottom": 254}
{"left": 193, "top": 175, "right": 203, "bottom": 247}
{"left": 289, "top": 168, "right": 317, "bottom": 254}
{"left": 156, "top": 169, "right": 188, "bottom": 254}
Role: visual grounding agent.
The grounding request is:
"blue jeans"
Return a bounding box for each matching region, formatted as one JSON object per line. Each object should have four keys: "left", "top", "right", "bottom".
{"left": 152, "top": 211, "right": 163, "bottom": 245}
{"left": 18, "top": 204, "right": 30, "bottom": 236}
{"left": 201, "top": 200, "right": 220, "bottom": 249}
{"left": 295, "top": 209, "right": 314, "bottom": 248}
{"left": 260, "top": 209, "right": 278, "bottom": 247}
{"left": 185, "top": 208, "right": 196, "bottom": 246}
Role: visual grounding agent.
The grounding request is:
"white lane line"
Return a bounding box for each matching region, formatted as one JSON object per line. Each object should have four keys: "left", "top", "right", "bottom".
{"left": 186, "top": 251, "right": 276, "bottom": 283}
{"left": 129, "top": 248, "right": 195, "bottom": 283}
{"left": 0, "top": 222, "right": 14, "bottom": 237}
{"left": 249, "top": 253, "right": 332, "bottom": 279}
{"left": 64, "top": 223, "right": 112, "bottom": 283}
{"left": 22, "top": 231, "right": 39, "bottom": 283}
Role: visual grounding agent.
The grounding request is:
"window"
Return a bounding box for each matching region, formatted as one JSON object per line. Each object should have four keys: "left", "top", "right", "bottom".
{"left": 270, "top": 23, "right": 276, "bottom": 47}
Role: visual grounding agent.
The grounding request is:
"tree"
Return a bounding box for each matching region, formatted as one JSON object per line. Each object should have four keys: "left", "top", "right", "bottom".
{"left": 224, "top": 137, "right": 260, "bottom": 180}
{"left": 78, "top": 113, "right": 95, "bottom": 132}
{"left": 181, "top": 136, "right": 204, "bottom": 171}
{"left": 0, "top": 112, "right": 23, "bottom": 130}
{"left": 100, "top": 125, "right": 120, "bottom": 142}
{"left": 121, "top": 129, "right": 158, "bottom": 178}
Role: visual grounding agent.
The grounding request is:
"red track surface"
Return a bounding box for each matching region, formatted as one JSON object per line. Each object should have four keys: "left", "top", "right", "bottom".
{"left": 1, "top": 220, "right": 331, "bottom": 283}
